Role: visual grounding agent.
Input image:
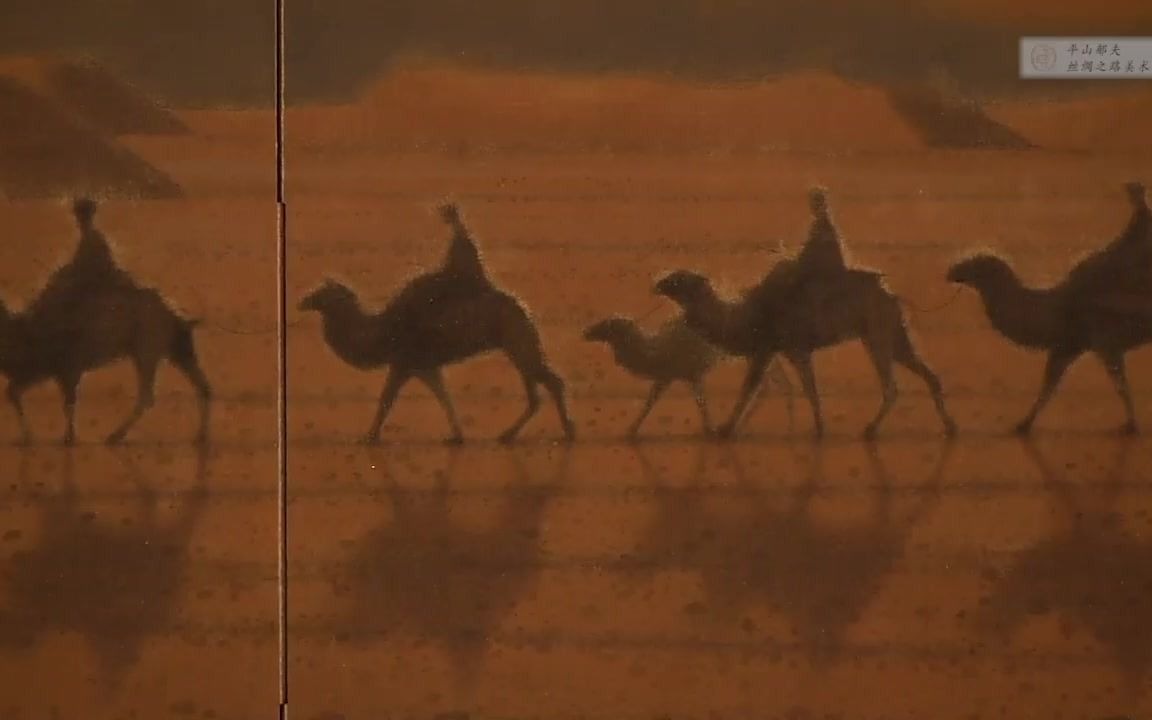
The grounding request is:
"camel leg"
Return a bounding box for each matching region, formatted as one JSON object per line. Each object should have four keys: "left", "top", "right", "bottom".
{"left": 364, "top": 367, "right": 409, "bottom": 444}
{"left": 107, "top": 359, "right": 158, "bottom": 445}
{"left": 785, "top": 351, "right": 824, "bottom": 439}
{"left": 770, "top": 361, "right": 797, "bottom": 431}
{"left": 739, "top": 360, "right": 795, "bottom": 432}
{"left": 55, "top": 374, "right": 81, "bottom": 446}
{"left": 862, "top": 338, "right": 898, "bottom": 441}
{"left": 501, "top": 315, "right": 575, "bottom": 442}
{"left": 894, "top": 330, "right": 956, "bottom": 437}
{"left": 1016, "top": 349, "right": 1080, "bottom": 435}
{"left": 6, "top": 382, "right": 31, "bottom": 446}
{"left": 691, "top": 380, "right": 714, "bottom": 438}
{"left": 718, "top": 353, "right": 773, "bottom": 439}
{"left": 539, "top": 368, "right": 576, "bottom": 442}
{"left": 628, "top": 380, "right": 670, "bottom": 441}
{"left": 417, "top": 369, "right": 465, "bottom": 445}
{"left": 169, "top": 333, "right": 213, "bottom": 446}
{"left": 499, "top": 372, "right": 541, "bottom": 445}
{"left": 1097, "top": 350, "right": 1138, "bottom": 435}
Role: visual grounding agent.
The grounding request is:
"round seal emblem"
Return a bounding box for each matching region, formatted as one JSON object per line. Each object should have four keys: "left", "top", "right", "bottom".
{"left": 1030, "top": 44, "right": 1058, "bottom": 71}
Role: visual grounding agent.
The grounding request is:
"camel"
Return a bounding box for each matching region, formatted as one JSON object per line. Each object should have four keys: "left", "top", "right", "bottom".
{"left": 299, "top": 279, "right": 574, "bottom": 444}
{"left": 653, "top": 266, "right": 956, "bottom": 439}
{"left": 583, "top": 314, "right": 793, "bottom": 439}
{"left": 0, "top": 286, "right": 212, "bottom": 445}
{"left": 947, "top": 253, "right": 1152, "bottom": 434}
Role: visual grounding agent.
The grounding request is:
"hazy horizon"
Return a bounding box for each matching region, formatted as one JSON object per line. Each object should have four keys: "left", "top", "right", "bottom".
{"left": 1, "top": 0, "right": 1150, "bottom": 105}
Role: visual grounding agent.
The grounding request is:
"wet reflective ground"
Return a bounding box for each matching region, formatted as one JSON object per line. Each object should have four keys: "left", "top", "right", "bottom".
{"left": 0, "top": 443, "right": 278, "bottom": 719}
{"left": 288, "top": 434, "right": 1152, "bottom": 719}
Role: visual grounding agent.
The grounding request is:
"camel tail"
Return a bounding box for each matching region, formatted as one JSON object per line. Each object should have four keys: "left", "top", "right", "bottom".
{"left": 170, "top": 317, "right": 201, "bottom": 365}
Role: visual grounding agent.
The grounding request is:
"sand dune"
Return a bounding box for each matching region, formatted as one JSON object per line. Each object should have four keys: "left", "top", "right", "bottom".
{"left": 887, "top": 85, "right": 1034, "bottom": 149}
{"left": 0, "top": 76, "right": 182, "bottom": 199}
{"left": 989, "top": 89, "right": 1152, "bottom": 152}
{"left": 286, "top": 66, "right": 1152, "bottom": 157}
{"left": 290, "top": 67, "right": 927, "bottom": 154}
{"left": 0, "top": 56, "right": 188, "bottom": 136}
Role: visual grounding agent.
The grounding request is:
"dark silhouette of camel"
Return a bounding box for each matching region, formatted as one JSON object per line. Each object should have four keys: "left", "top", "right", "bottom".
{"left": 300, "top": 204, "right": 573, "bottom": 443}
{"left": 948, "top": 253, "right": 1152, "bottom": 435}
{"left": 327, "top": 446, "right": 567, "bottom": 686}
{"left": 974, "top": 438, "right": 1152, "bottom": 687}
{"left": 0, "top": 447, "right": 208, "bottom": 688}
{"left": 583, "top": 314, "right": 792, "bottom": 439}
{"left": 654, "top": 268, "right": 955, "bottom": 439}
{"left": 631, "top": 440, "right": 952, "bottom": 662}
{"left": 0, "top": 285, "right": 212, "bottom": 446}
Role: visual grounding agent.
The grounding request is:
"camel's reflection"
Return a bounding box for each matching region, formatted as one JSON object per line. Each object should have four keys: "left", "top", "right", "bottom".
{"left": 0, "top": 447, "right": 208, "bottom": 688}
{"left": 976, "top": 438, "right": 1152, "bottom": 683}
{"left": 328, "top": 446, "right": 568, "bottom": 684}
{"left": 633, "top": 440, "right": 953, "bottom": 662}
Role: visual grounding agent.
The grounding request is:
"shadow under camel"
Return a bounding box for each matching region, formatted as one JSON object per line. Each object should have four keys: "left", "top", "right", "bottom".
{"left": 323, "top": 445, "right": 570, "bottom": 688}
{"left": 0, "top": 446, "right": 209, "bottom": 690}
{"left": 631, "top": 435, "right": 953, "bottom": 658}
{"left": 630, "top": 439, "right": 954, "bottom": 663}
{"left": 974, "top": 437, "right": 1152, "bottom": 691}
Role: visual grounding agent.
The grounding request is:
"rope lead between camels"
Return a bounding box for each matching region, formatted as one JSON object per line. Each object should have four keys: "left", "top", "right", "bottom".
{"left": 897, "top": 286, "right": 963, "bottom": 314}
{"left": 197, "top": 316, "right": 307, "bottom": 336}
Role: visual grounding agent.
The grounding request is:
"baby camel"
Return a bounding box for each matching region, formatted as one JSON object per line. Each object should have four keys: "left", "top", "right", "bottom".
{"left": 948, "top": 253, "right": 1152, "bottom": 434}
{"left": 654, "top": 267, "right": 955, "bottom": 440}
{"left": 584, "top": 315, "right": 792, "bottom": 439}
{"left": 0, "top": 287, "right": 212, "bottom": 445}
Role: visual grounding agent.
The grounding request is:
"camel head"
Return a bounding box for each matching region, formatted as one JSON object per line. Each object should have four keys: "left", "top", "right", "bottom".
{"left": 583, "top": 317, "right": 637, "bottom": 344}
{"left": 946, "top": 253, "right": 1014, "bottom": 290}
{"left": 653, "top": 271, "right": 715, "bottom": 309}
{"left": 298, "top": 279, "right": 357, "bottom": 313}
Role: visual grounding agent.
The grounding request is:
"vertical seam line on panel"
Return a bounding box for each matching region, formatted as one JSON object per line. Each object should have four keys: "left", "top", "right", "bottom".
{"left": 275, "top": 0, "right": 289, "bottom": 711}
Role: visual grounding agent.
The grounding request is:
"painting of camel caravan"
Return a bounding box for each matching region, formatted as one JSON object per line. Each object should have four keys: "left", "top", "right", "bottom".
{"left": 3, "top": 0, "right": 1152, "bottom": 717}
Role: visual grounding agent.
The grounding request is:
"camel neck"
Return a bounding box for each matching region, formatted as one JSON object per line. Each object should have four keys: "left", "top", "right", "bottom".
{"left": 684, "top": 292, "right": 744, "bottom": 351}
{"left": 978, "top": 271, "right": 1061, "bottom": 350}
{"left": 0, "top": 311, "right": 31, "bottom": 376}
{"left": 318, "top": 299, "right": 392, "bottom": 369}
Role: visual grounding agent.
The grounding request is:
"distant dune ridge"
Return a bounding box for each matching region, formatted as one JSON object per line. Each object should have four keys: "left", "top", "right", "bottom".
{"left": 290, "top": 66, "right": 1051, "bottom": 155}
{"left": 0, "top": 76, "right": 182, "bottom": 199}
{"left": 0, "top": 57, "right": 188, "bottom": 136}
{"left": 886, "top": 85, "right": 1035, "bottom": 149}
